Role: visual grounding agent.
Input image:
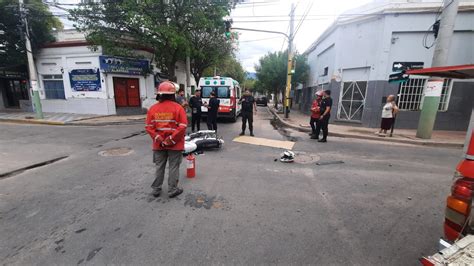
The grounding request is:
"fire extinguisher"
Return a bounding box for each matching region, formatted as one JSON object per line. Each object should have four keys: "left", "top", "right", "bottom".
{"left": 186, "top": 153, "right": 196, "bottom": 178}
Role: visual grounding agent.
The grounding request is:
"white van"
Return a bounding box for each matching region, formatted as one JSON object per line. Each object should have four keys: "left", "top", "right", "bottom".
{"left": 198, "top": 76, "right": 242, "bottom": 122}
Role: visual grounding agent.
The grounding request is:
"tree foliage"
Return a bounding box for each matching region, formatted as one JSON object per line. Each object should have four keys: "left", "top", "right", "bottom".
{"left": 255, "top": 50, "right": 309, "bottom": 104}
{"left": 69, "top": 0, "right": 235, "bottom": 80}
{"left": 241, "top": 78, "right": 256, "bottom": 91}
{"left": 202, "top": 55, "right": 246, "bottom": 84}
{"left": 0, "top": 0, "right": 62, "bottom": 67}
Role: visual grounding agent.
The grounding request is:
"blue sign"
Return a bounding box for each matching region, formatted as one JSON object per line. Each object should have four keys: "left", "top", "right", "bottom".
{"left": 99, "top": 56, "right": 150, "bottom": 75}
{"left": 69, "top": 69, "right": 101, "bottom": 91}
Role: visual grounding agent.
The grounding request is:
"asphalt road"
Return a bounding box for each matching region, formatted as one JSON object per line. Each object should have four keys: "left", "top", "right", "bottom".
{"left": 0, "top": 107, "right": 463, "bottom": 265}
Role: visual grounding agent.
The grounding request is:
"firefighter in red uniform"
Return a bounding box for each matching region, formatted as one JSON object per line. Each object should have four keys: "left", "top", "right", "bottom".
{"left": 145, "top": 81, "right": 188, "bottom": 198}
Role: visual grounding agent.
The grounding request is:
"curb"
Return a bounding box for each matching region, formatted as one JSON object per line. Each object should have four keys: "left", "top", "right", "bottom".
{"left": 0, "top": 118, "right": 145, "bottom": 127}
{"left": 0, "top": 118, "right": 65, "bottom": 126}
{"left": 268, "top": 107, "right": 464, "bottom": 149}
{"left": 65, "top": 120, "right": 144, "bottom": 126}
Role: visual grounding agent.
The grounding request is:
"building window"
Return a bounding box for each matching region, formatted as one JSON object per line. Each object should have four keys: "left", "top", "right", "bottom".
{"left": 320, "top": 67, "right": 328, "bottom": 77}
{"left": 43, "top": 75, "right": 65, "bottom": 99}
{"left": 397, "top": 78, "right": 452, "bottom": 112}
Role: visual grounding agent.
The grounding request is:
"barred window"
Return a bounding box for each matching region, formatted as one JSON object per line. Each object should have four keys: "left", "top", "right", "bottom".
{"left": 43, "top": 74, "right": 65, "bottom": 100}
{"left": 397, "top": 78, "right": 452, "bottom": 111}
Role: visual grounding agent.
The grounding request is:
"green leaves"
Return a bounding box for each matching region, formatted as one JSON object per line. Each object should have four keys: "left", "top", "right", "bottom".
{"left": 0, "top": 0, "right": 61, "bottom": 67}
{"left": 69, "top": 0, "right": 235, "bottom": 80}
{"left": 255, "top": 50, "right": 309, "bottom": 95}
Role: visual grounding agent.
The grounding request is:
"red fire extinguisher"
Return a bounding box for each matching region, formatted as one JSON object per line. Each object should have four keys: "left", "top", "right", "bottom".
{"left": 186, "top": 153, "right": 196, "bottom": 178}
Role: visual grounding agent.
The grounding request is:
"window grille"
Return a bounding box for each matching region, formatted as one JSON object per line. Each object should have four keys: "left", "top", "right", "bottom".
{"left": 397, "top": 78, "right": 452, "bottom": 111}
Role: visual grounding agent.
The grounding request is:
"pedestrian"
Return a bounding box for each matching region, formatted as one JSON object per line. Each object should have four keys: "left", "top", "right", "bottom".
{"left": 309, "top": 90, "right": 324, "bottom": 139}
{"left": 239, "top": 89, "right": 257, "bottom": 136}
{"left": 145, "top": 81, "right": 187, "bottom": 198}
{"left": 378, "top": 94, "right": 399, "bottom": 136}
{"left": 315, "top": 89, "right": 333, "bottom": 143}
{"left": 176, "top": 89, "right": 188, "bottom": 108}
{"left": 205, "top": 91, "right": 220, "bottom": 132}
{"left": 188, "top": 89, "right": 203, "bottom": 132}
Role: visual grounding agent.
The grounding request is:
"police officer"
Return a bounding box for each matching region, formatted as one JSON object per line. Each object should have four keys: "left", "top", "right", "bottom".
{"left": 239, "top": 89, "right": 257, "bottom": 136}
{"left": 145, "top": 81, "right": 187, "bottom": 198}
{"left": 205, "top": 91, "right": 220, "bottom": 132}
{"left": 316, "top": 89, "right": 333, "bottom": 143}
{"left": 188, "top": 89, "right": 203, "bottom": 132}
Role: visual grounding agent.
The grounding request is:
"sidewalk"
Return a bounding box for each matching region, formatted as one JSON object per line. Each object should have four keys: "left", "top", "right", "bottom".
{"left": 269, "top": 107, "right": 466, "bottom": 148}
{"left": 0, "top": 110, "right": 103, "bottom": 125}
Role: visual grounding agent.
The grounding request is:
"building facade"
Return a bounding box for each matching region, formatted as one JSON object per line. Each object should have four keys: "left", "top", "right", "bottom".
{"left": 298, "top": 0, "right": 474, "bottom": 131}
{"left": 0, "top": 30, "right": 196, "bottom": 115}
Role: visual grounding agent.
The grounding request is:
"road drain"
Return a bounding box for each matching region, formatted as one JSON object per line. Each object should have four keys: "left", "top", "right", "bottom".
{"left": 0, "top": 156, "right": 69, "bottom": 179}
{"left": 98, "top": 147, "right": 134, "bottom": 157}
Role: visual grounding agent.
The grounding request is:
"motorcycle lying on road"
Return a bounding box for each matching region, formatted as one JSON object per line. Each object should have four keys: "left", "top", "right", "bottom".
{"left": 183, "top": 130, "right": 224, "bottom": 155}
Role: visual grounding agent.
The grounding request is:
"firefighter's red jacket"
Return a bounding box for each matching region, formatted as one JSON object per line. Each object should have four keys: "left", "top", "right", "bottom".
{"left": 311, "top": 100, "right": 321, "bottom": 119}
{"left": 145, "top": 100, "right": 188, "bottom": 151}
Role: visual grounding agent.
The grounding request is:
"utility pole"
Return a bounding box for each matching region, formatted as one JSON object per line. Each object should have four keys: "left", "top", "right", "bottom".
{"left": 416, "top": 0, "right": 459, "bottom": 139}
{"left": 185, "top": 55, "right": 191, "bottom": 97}
{"left": 19, "top": 0, "right": 43, "bottom": 119}
{"left": 284, "top": 3, "right": 295, "bottom": 119}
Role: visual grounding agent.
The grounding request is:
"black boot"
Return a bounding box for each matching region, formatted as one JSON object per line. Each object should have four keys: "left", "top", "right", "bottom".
{"left": 152, "top": 187, "right": 161, "bottom": 197}
{"left": 169, "top": 187, "right": 183, "bottom": 198}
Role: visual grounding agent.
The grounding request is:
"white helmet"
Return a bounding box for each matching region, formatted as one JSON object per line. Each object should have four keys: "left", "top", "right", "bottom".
{"left": 280, "top": 150, "right": 295, "bottom": 163}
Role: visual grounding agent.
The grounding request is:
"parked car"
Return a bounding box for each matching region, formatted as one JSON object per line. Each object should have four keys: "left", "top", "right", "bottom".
{"left": 421, "top": 132, "right": 474, "bottom": 265}
{"left": 256, "top": 96, "right": 268, "bottom": 106}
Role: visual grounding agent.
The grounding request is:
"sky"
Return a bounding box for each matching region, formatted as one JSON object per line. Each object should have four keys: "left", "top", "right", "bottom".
{"left": 48, "top": 0, "right": 375, "bottom": 73}
{"left": 231, "top": 0, "right": 374, "bottom": 73}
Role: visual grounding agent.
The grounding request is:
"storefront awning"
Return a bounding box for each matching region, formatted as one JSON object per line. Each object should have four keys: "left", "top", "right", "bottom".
{"left": 406, "top": 64, "right": 474, "bottom": 79}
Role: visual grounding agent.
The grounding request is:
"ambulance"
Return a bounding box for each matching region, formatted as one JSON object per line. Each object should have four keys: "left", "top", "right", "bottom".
{"left": 198, "top": 76, "right": 242, "bottom": 122}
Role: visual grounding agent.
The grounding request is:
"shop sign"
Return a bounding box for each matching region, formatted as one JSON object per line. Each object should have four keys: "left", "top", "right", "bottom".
{"left": 99, "top": 56, "right": 150, "bottom": 75}
{"left": 69, "top": 69, "right": 101, "bottom": 91}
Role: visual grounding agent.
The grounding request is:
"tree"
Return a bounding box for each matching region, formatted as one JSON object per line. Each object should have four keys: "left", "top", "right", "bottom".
{"left": 241, "top": 78, "right": 256, "bottom": 91}
{"left": 70, "top": 0, "right": 235, "bottom": 80}
{"left": 0, "top": 0, "right": 62, "bottom": 67}
{"left": 202, "top": 55, "right": 246, "bottom": 84}
{"left": 255, "top": 50, "right": 309, "bottom": 107}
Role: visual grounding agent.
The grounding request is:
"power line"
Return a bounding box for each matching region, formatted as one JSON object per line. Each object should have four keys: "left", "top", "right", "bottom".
{"left": 239, "top": 36, "right": 281, "bottom": 43}
{"left": 233, "top": 18, "right": 328, "bottom": 23}
{"left": 293, "top": 0, "right": 315, "bottom": 38}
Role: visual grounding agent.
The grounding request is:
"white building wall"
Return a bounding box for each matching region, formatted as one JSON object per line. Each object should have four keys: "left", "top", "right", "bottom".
{"left": 36, "top": 46, "right": 116, "bottom": 115}
{"left": 35, "top": 43, "right": 195, "bottom": 115}
{"left": 307, "top": 10, "right": 474, "bottom": 83}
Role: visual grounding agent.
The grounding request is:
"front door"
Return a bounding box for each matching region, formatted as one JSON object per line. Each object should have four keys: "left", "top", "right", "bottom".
{"left": 337, "top": 81, "right": 367, "bottom": 121}
{"left": 113, "top": 78, "right": 140, "bottom": 107}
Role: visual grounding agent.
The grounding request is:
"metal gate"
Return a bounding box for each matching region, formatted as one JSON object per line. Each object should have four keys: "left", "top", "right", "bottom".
{"left": 337, "top": 81, "right": 367, "bottom": 121}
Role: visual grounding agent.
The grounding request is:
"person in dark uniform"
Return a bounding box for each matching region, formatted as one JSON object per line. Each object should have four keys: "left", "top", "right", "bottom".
{"left": 315, "top": 89, "right": 333, "bottom": 143}
{"left": 206, "top": 91, "right": 220, "bottom": 132}
{"left": 188, "top": 89, "right": 202, "bottom": 132}
{"left": 239, "top": 89, "right": 257, "bottom": 136}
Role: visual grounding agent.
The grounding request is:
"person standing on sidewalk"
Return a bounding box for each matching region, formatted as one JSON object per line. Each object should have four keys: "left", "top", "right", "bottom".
{"left": 205, "top": 91, "right": 220, "bottom": 132}
{"left": 145, "top": 81, "right": 187, "bottom": 198}
{"left": 378, "top": 95, "right": 399, "bottom": 136}
{"left": 309, "top": 90, "right": 324, "bottom": 139}
{"left": 188, "top": 89, "right": 202, "bottom": 132}
{"left": 239, "top": 89, "right": 257, "bottom": 136}
{"left": 316, "top": 89, "right": 333, "bottom": 143}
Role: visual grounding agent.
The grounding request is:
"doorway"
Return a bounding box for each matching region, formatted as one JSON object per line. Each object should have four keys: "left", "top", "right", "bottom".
{"left": 113, "top": 77, "right": 140, "bottom": 107}
{"left": 337, "top": 81, "right": 367, "bottom": 121}
{"left": 1, "top": 79, "right": 29, "bottom": 108}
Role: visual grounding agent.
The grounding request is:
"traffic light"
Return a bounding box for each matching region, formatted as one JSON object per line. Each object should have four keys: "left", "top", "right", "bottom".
{"left": 290, "top": 57, "right": 296, "bottom": 74}
{"left": 224, "top": 20, "right": 233, "bottom": 39}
